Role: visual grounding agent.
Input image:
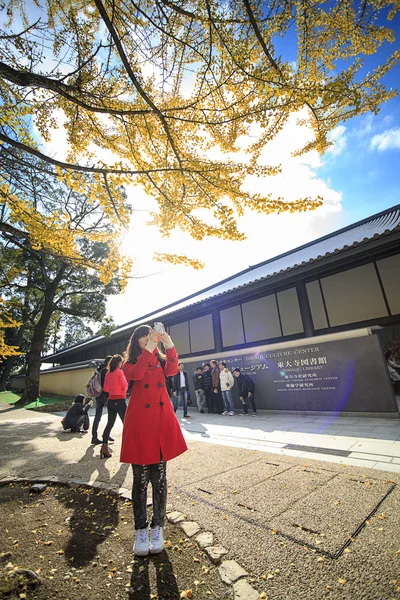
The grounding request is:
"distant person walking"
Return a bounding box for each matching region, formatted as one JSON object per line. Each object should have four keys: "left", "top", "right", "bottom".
{"left": 202, "top": 363, "right": 214, "bottom": 413}
{"left": 233, "top": 368, "right": 257, "bottom": 416}
{"left": 210, "top": 359, "right": 224, "bottom": 414}
{"left": 219, "top": 361, "right": 235, "bottom": 415}
{"left": 121, "top": 324, "right": 187, "bottom": 556}
{"left": 100, "top": 355, "right": 128, "bottom": 459}
{"left": 172, "top": 363, "right": 191, "bottom": 418}
{"left": 62, "top": 394, "right": 93, "bottom": 433}
{"left": 385, "top": 350, "right": 400, "bottom": 394}
{"left": 193, "top": 366, "right": 207, "bottom": 413}
{"left": 91, "top": 355, "right": 112, "bottom": 445}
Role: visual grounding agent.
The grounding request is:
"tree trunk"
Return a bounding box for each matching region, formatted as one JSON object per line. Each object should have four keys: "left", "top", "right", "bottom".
{"left": 14, "top": 301, "right": 54, "bottom": 406}
{"left": 13, "top": 264, "right": 66, "bottom": 407}
{"left": 0, "top": 325, "right": 25, "bottom": 391}
{"left": 0, "top": 356, "right": 17, "bottom": 392}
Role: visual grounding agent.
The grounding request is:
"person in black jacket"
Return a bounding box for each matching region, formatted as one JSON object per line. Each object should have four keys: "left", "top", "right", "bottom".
{"left": 233, "top": 368, "right": 257, "bottom": 416}
{"left": 193, "top": 367, "right": 206, "bottom": 413}
{"left": 91, "top": 355, "right": 112, "bottom": 444}
{"left": 202, "top": 363, "right": 214, "bottom": 414}
{"left": 172, "top": 362, "right": 191, "bottom": 418}
{"left": 62, "top": 394, "right": 93, "bottom": 432}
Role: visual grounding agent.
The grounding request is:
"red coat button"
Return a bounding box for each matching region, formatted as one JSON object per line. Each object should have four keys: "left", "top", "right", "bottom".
{"left": 159, "top": 401, "right": 164, "bottom": 407}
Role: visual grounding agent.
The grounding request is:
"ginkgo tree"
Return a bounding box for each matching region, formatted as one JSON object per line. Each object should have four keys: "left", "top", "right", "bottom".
{"left": 0, "top": 0, "right": 398, "bottom": 270}
{"left": 0, "top": 152, "right": 128, "bottom": 404}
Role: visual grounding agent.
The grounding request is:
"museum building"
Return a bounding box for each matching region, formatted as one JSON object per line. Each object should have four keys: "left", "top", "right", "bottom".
{"left": 12, "top": 204, "right": 400, "bottom": 414}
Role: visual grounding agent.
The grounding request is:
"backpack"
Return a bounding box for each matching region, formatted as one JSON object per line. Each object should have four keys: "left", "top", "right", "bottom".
{"left": 86, "top": 369, "right": 102, "bottom": 398}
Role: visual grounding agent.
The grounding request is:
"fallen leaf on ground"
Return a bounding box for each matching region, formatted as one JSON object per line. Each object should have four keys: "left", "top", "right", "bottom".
{"left": 338, "top": 578, "right": 347, "bottom": 584}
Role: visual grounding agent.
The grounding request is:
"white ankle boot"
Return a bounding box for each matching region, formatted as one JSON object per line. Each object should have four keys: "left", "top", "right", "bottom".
{"left": 134, "top": 528, "right": 149, "bottom": 556}
{"left": 149, "top": 526, "right": 164, "bottom": 554}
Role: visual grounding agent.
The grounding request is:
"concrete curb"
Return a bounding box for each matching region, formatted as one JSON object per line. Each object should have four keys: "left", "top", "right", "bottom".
{"left": 0, "top": 475, "right": 264, "bottom": 599}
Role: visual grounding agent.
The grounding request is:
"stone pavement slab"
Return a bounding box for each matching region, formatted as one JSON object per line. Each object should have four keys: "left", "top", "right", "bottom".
{"left": 270, "top": 474, "right": 390, "bottom": 555}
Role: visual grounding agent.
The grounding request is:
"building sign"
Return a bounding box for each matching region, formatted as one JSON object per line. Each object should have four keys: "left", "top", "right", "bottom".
{"left": 184, "top": 335, "right": 396, "bottom": 413}
{"left": 240, "top": 335, "right": 396, "bottom": 412}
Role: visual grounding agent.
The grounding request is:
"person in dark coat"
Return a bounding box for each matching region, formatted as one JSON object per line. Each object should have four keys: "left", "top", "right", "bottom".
{"left": 91, "top": 355, "right": 112, "bottom": 444}
{"left": 233, "top": 368, "right": 257, "bottom": 416}
{"left": 172, "top": 363, "right": 191, "bottom": 418}
{"left": 202, "top": 363, "right": 214, "bottom": 413}
{"left": 210, "top": 359, "right": 224, "bottom": 414}
{"left": 62, "top": 394, "right": 93, "bottom": 432}
{"left": 193, "top": 367, "right": 206, "bottom": 413}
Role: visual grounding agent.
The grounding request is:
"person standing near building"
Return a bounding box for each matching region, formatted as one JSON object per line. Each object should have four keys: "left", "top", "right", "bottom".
{"left": 202, "top": 363, "right": 214, "bottom": 413}
{"left": 233, "top": 368, "right": 257, "bottom": 416}
{"left": 210, "top": 359, "right": 223, "bottom": 414}
{"left": 172, "top": 362, "right": 191, "bottom": 418}
{"left": 219, "top": 361, "right": 235, "bottom": 415}
{"left": 193, "top": 366, "right": 206, "bottom": 413}
{"left": 121, "top": 324, "right": 187, "bottom": 556}
{"left": 91, "top": 355, "right": 112, "bottom": 445}
{"left": 385, "top": 349, "right": 400, "bottom": 395}
{"left": 100, "top": 355, "right": 128, "bottom": 458}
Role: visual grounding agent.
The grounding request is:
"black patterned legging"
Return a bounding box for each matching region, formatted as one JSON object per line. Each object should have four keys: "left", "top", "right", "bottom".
{"left": 131, "top": 462, "right": 167, "bottom": 530}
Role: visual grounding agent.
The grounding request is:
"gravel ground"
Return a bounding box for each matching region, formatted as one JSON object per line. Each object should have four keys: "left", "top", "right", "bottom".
{"left": 1, "top": 404, "right": 400, "bottom": 600}
{"left": 0, "top": 483, "right": 230, "bottom": 600}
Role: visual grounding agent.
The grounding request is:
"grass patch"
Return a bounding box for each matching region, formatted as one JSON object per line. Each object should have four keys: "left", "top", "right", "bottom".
{"left": 0, "top": 391, "right": 72, "bottom": 412}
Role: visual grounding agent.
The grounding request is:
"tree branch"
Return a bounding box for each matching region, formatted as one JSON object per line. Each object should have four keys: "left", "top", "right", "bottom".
{"left": 0, "top": 61, "right": 153, "bottom": 116}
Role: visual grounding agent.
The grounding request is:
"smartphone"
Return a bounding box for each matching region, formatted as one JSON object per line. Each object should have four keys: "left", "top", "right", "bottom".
{"left": 154, "top": 322, "right": 165, "bottom": 334}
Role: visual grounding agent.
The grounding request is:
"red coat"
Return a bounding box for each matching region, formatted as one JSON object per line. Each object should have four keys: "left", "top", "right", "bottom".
{"left": 103, "top": 368, "right": 128, "bottom": 399}
{"left": 120, "top": 347, "right": 188, "bottom": 465}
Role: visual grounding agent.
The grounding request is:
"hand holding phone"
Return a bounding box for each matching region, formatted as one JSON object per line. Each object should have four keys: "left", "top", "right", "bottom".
{"left": 154, "top": 322, "right": 165, "bottom": 334}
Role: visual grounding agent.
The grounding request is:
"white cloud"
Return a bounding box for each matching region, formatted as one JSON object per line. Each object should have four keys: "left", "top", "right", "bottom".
{"left": 107, "top": 113, "right": 343, "bottom": 324}
{"left": 370, "top": 127, "right": 400, "bottom": 151}
{"left": 327, "top": 125, "right": 347, "bottom": 157}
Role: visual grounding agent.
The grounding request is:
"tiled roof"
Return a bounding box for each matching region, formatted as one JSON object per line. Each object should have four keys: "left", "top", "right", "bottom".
{"left": 44, "top": 204, "right": 400, "bottom": 359}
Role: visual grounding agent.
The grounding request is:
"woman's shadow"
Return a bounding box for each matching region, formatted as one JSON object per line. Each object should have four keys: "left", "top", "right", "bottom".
{"left": 128, "top": 552, "right": 179, "bottom": 600}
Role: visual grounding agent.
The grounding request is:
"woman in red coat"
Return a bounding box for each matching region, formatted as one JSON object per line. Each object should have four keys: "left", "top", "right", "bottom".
{"left": 121, "top": 324, "right": 187, "bottom": 556}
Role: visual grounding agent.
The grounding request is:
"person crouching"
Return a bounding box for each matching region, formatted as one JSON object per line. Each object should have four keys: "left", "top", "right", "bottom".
{"left": 62, "top": 394, "right": 93, "bottom": 433}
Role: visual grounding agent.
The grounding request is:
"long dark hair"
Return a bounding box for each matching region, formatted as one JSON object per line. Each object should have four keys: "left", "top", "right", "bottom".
{"left": 124, "top": 325, "right": 165, "bottom": 365}
{"left": 108, "top": 354, "right": 123, "bottom": 372}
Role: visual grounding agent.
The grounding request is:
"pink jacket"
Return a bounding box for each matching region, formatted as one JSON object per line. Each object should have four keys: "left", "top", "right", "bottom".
{"left": 104, "top": 368, "right": 128, "bottom": 400}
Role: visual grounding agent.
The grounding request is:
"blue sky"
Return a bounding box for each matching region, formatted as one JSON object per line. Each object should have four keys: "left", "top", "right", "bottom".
{"left": 272, "top": 7, "right": 400, "bottom": 229}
